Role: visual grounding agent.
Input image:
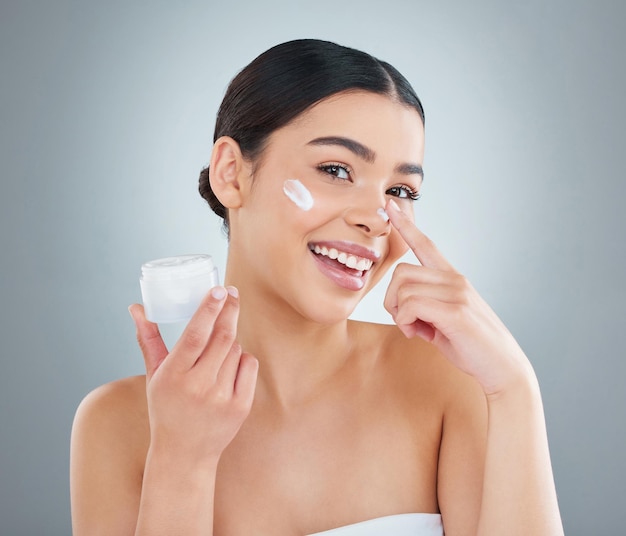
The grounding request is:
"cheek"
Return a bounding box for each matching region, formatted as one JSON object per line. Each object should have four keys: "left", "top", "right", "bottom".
{"left": 388, "top": 229, "right": 410, "bottom": 261}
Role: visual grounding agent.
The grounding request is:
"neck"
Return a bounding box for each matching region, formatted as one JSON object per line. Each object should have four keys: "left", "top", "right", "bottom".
{"left": 225, "top": 272, "right": 355, "bottom": 410}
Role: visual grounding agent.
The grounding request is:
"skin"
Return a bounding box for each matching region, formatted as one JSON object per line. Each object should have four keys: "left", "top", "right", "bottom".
{"left": 70, "top": 91, "right": 564, "bottom": 535}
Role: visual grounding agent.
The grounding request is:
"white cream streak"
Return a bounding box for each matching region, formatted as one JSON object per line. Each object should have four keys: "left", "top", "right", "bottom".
{"left": 377, "top": 208, "right": 390, "bottom": 222}
{"left": 283, "top": 179, "right": 314, "bottom": 211}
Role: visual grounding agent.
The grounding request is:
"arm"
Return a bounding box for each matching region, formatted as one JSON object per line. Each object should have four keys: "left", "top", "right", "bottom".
{"left": 134, "top": 445, "right": 219, "bottom": 535}
{"left": 478, "top": 376, "right": 562, "bottom": 535}
{"left": 436, "top": 369, "right": 487, "bottom": 535}
{"left": 385, "top": 199, "right": 564, "bottom": 535}
{"left": 436, "top": 363, "right": 561, "bottom": 536}
{"left": 70, "top": 287, "right": 258, "bottom": 535}
{"left": 131, "top": 287, "right": 258, "bottom": 536}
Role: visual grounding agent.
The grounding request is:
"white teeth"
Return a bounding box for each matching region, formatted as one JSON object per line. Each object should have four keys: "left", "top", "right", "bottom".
{"left": 311, "top": 245, "right": 374, "bottom": 272}
{"left": 345, "top": 255, "right": 358, "bottom": 269}
{"left": 356, "top": 258, "right": 369, "bottom": 271}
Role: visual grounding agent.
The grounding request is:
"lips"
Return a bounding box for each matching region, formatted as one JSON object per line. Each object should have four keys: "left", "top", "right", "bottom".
{"left": 310, "top": 244, "right": 373, "bottom": 272}
{"left": 307, "top": 241, "right": 380, "bottom": 291}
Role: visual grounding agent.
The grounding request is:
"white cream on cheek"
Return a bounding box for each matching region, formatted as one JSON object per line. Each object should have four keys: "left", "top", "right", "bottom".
{"left": 283, "top": 179, "right": 314, "bottom": 211}
{"left": 282, "top": 179, "right": 392, "bottom": 221}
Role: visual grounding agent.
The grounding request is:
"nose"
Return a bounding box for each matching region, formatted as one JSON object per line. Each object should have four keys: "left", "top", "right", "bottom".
{"left": 344, "top": 199, "right": 391, "bottom": 237}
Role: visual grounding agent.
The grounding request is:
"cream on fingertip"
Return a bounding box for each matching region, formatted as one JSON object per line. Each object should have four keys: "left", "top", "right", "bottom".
{"left": 377, "top": 208, "right": 390, "bottom": 222}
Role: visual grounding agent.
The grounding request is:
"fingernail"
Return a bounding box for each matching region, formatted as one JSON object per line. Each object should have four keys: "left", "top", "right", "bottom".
{"left": 128, "top": 305, "right": 137, "bottom": 322}
{"left": 388, "top": 199, "right": 400, "bottom": 212}
{"left": 211, "top": 286, "right": 227, "bottom": 300}
{"left": 226, "top": 286, "right": 239, "bottom": 298}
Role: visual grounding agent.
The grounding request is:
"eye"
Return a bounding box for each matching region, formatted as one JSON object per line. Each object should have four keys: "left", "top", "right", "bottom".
{"left": 318, "top": 163, "right": 352, "bottom": 181}
{"left": 386, "top": 185, "right": 422, "bottom": 201}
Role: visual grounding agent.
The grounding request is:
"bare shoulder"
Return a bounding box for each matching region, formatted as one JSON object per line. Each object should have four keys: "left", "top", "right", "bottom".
{"left": 74, "top": 375, "right": 149, "bottom": 445}
{"left": 71, "top": 375, "right": 150, "bottom": 535}
{"left": 72, "top": 374, "right": 150, "bottom": 479}
{"left": 76, "top": 374, "right": 148, "bottom": 418}
{"left": 366, "top": 323, "right": 487, "bottom": 530}
{"left": 353, "top": 322, "right": 487, "bottom": 530}
{"left": 351, "top": 320, "right": 484, "bottom": 407}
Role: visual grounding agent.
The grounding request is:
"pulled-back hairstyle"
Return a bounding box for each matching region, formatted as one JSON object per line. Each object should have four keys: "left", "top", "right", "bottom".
{"left": 199, "top": 39, "right": 425, "bottom": 233}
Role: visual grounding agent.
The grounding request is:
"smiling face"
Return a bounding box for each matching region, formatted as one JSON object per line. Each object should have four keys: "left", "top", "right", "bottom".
{"left": 225, "top": 90, "right": 425, "bottom": 324}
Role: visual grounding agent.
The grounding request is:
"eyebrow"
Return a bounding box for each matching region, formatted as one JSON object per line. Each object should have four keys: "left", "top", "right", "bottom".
{"left": 396, "top": 163, "right": 424, "bottom": 178}
{"left": 307, "top": 136, "right": 423, "bottom": 178}
{"left": 308, "top": 136, "right": 376, "bottom": 163}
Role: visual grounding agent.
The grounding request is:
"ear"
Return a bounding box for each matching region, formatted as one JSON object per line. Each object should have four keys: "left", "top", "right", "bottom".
{"left": 209, "top": 136, "right": 250, "bottom": 209}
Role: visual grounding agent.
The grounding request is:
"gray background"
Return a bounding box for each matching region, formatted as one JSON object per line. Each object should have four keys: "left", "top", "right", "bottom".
{"left": 1, "top": 0, "right": 624, "bottom": 534}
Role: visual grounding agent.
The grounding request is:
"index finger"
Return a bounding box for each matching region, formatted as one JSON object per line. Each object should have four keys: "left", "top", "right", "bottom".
{"left": 170, "top": 286, "right": 229, "bottom": 370}
{"left": 386, "top": 199, "right": 457, "bottom": 272}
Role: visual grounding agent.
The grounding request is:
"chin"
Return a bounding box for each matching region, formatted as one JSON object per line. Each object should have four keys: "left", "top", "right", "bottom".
{"left": 294, "top": 294, "right": 360, "bottom": 326}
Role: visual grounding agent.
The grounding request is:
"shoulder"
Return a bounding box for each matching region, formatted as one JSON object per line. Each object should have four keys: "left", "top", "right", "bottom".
{"left": 351, "top": 320, "right": 483, "bottom": 406}
{"left": 71, "top": 376, "right": 149, "bottom": 534}
{"left": 72, "top": 374, "right": 150, "bottom": 467}
{"left": 355, "top": 322, "right": 487, "bottom": 530}
{"left": 77, "top": 374, "right": 148, "bottom": 409}
{"left": 366, "top": 325, "right": 488, "bottom": 532}
{"left": 74, "top": 375, "right": 149, "bottom": 435}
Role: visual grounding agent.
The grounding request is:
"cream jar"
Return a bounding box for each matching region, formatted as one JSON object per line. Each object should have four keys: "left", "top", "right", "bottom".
{"left": 140, "top": 254, "right": 219, "bottom": 323}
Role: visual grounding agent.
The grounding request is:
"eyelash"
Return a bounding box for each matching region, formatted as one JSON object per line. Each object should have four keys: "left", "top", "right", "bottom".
{"left": 318, "top": 162, "right": 352, "bottom": 181}
{"left": 317, "top": 163, "right": 422, "bottom": 201}
{"left": 388, "top": 186, "right": 422, "bottom": 201}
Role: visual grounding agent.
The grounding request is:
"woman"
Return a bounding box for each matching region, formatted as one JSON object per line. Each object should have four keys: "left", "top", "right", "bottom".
{"left": 70, "top": 39, "right": 564, "bottom": 535}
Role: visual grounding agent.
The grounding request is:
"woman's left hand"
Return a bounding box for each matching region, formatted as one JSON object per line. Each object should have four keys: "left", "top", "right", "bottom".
{"left": 383, "top": 199, "right": 535, "bottom": 396}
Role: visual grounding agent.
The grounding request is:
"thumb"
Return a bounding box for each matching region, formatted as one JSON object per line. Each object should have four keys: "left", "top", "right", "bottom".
{"left": 406, "top": 319, "right": 437, "bottom": 342}
{"left": 128, "top": 304, "right": 168, "bottom": 380}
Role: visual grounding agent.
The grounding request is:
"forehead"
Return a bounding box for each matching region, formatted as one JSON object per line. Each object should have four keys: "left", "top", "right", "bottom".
{"left": 272, "top": 91, "right": 425, "bottom": 162}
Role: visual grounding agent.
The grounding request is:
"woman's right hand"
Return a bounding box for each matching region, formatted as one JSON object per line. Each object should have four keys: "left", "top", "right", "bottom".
{"left": 128, "top": 286, "right": 258, "bottom": 465}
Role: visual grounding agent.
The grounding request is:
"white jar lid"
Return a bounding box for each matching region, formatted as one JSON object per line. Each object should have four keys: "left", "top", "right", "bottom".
{"left": 141, "top": 254, "right": 216, "bottom": 282}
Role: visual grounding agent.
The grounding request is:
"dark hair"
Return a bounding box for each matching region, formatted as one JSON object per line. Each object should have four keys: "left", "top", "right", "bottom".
{"left": 199, "top": 39, "right": 425, "bottom": 233}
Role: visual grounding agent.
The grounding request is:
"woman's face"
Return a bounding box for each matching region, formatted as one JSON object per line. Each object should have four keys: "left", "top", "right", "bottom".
{"left": 229, "top": 90, "right": 425, "bottom": 323}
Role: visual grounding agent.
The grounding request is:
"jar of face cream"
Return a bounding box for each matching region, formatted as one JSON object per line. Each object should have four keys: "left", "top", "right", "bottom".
{"left": 140, "top": 254, "right": 219, "bottom": 324}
